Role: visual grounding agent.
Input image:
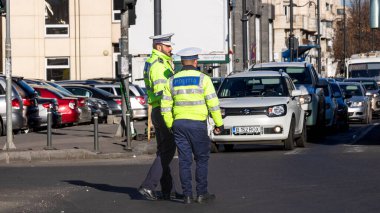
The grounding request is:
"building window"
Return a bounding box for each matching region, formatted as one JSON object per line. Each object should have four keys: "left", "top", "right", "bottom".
{"left": 45, "top": 0, "right": 69, "bottom": 37}
{"left": 113, "top": 0, "right": 123, "bottom": 22}
{"left": 46, "top": 57, "right": 70, "bottom": 81}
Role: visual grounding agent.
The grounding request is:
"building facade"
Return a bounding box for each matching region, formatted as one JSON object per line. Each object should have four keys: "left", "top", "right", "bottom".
{"left": 1, "top": 0, "right": 122, "bottom": 81}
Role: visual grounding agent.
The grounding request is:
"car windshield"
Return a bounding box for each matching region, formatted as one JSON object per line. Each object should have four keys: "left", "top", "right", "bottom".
{"left": 218, "top": 77, "right": 287, "bottom": 98}
{"left": 251, "top": 67, "right": 312, "bottom": 84}
{"left": 339, "top": 84, "right": 363, "bottom": 96}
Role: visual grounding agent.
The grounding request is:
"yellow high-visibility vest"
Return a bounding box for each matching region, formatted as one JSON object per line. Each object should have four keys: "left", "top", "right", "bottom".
{"left": 143, "top": 49, "right": 174, "bottom": 108}
{"left": 161, "top": 67, "right": 223, "bottom": 128}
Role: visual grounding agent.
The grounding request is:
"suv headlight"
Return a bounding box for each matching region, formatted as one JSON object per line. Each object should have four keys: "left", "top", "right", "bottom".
{"left": 299, "top": 95, "right": 312, "bottom": 104}
{"left": 267, "top": 104, "right": 287, "bottom": 117}
{"left": 351, "top": 101, "right": 364, "bottom": 107}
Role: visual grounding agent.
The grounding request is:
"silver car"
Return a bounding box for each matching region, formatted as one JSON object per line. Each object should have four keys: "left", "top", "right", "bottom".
{"left": 343, "top": 78, "right": 380, "bottom": 115}
{"left": 0, "top": 79, "right": 25, "bottom": 135}
{"left": 209, "top": 71, "right": 307, "bottom": 152}
{"left": 338, "top": 82, "right": 372, "bottom": 123}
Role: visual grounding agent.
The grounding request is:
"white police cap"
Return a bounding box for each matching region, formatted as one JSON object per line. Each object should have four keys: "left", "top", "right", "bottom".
{"left": 149, "top": 33, "right": 175, "bottom": 46}
{"left": 176, "top": 47, "right": 202, "bottom": 60}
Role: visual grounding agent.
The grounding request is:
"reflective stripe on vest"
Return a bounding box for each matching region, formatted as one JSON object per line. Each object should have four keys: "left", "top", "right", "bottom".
{"left": 175, "top": 100, "right": 205, "bottom": 106}
{"left": 162, "top": 95, "right": 172, "bottom": 101}
{"left": 205, "top": 93, "right": 217, "bottom": 100}
{"left": 153, "top": 79, "right": 167, "bottom": 87}
{"left": 173, "top": 88, "right": 203, "bottom": 95}
{"left": 161, "top": 107, "right": 172, "bottom": 112}
{"left": 209, "top": 105, "right": 220, "bottom": 111}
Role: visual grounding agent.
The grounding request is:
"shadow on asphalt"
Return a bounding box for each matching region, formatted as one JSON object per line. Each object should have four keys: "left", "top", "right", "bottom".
{"left": 62, "top": 180, "right": 145, "bottom": 200}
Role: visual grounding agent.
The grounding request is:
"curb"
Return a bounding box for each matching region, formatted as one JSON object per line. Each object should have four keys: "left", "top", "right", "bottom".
{"left": 0, "top": 149, "right": 141, "bottom": 164}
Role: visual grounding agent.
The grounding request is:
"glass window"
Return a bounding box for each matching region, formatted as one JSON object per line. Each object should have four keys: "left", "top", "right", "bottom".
{"left": 65, "top": 87, "right": 92, "bottom": 97}
{"left": 218, "top": 77, "right": 288, "bottom": 98}
{"left": 251, "top": 67, "right": 313, "bottom": 84}
{"left": 45, "top": 0, "right": 69, "bottom": 37}
{"left": 113, "top": 0, "right": 122, "bottom": 22}
{"left": 46, "top": 57, "right": 70, "bottom": 81}
{"left": 340, "top": 85, "right": 363, "bottom": 96}
{"left": 0, "top": 84, "right": 5, "bottom": 95}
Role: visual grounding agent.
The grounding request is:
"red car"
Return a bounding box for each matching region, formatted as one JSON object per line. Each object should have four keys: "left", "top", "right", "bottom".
{"left": 33, "top": 86, "right": 80, "bottom": 125}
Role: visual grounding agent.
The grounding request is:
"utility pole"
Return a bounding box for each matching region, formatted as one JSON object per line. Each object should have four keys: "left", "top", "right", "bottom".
{"left": 289, "top": 0, "right": 294, "bottom": 62}
{"left": 317, "top": 0, "right": 321, "bottom": 74}
{"left": 4, "top": 0, "right": 15, "bottom": 150}
{"left": 242, "top": 0, "right": 248, "bottom": 69}
{"left": 343, "top": 0, "right": 347, "bottom": 77}
{"left": 154, "top": 0, "right": 161, "bottom": 35}
{"left": 119, "top": 0, "right": 137, "bottom": 151}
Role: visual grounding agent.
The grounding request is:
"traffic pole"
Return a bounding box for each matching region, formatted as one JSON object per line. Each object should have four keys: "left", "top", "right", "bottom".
{"left": 4, "top": 0, "right": 15, "bottom": 150}
{"left": 120, "top": 4, "right": 132, "bottom": 151}
{"left": 93, "top": 113, "right": 100, "bottom": 153}
{"left": 44, "top": 107, "right": 53, "bottom": 150}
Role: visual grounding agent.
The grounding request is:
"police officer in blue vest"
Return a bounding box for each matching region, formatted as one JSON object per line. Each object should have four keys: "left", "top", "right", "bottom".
{"left": 161, "top": 47, "right": 224, "bottom": 204}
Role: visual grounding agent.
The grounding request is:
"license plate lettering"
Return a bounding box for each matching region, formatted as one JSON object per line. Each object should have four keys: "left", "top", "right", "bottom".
{"left": 233, "top": 126, "right": 260, "bottom": 135}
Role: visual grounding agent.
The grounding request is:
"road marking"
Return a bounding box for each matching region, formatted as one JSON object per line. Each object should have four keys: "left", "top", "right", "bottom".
{"left": 284, "top": 148, "right": 309, "bottom": 155}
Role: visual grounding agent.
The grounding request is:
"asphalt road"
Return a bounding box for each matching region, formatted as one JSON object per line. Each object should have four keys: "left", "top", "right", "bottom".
{"left": 1, "top": 119, "right": 380, "bottom": 213}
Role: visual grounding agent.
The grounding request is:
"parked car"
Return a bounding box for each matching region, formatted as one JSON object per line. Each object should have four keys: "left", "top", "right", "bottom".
{"left": 56, "top": 80, "right": 147, "bottom": 120}
{"left": 10, "top": 77, "right": 41, "bottom": 130}
{"left": 250, "top": 62, "right": 327, "bottom": 135}
{"left": 330, "top": 82, "right": 349, "bottom": 131}
{"left": 32, "top": 86, "right": 80, "bottom": 126}
{"left": 338, "top": 82, "right": 372, "bottom": 124}
{"left": 320, "top": 78, "right": 338, "bottom": 128}
{"left": 35, "top": 97, "right": 62, "bottom": 128}
{"left": 59, "top": 84, "right": 122, "bottom": 116}
{"left": 0, "top": 79, "right": 25, "bottom": 135}
{"left": 209, "top": 70, "right": 307, "bottom": 152}
{"left": 26, "top": 79, "right": 93, "bottom": 124}
{"left": 343, "top": 78, "right": 380, "bottom": 115}
{"left": 92, "top": 83, "right": 148, "bottom": 120}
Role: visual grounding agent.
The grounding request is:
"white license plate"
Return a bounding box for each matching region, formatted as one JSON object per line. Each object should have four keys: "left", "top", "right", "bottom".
{"left": 233, "top": 126, "right": 261, "bottom": 135}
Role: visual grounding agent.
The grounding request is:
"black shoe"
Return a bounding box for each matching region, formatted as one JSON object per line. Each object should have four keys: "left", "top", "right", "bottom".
{"left": 160, "top": 192, "right": 184, "bottom": 200}
{"left": 138, "top": 186, "right": 157, "bottom": 201}
{"left": 196, "top": 193, "right": 216, "bottom": 203}
{"left": 183, "top": 196, "right": 193, "bottom": 204}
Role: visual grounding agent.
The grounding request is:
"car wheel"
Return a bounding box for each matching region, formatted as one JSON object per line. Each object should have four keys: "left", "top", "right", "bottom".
{"left": 284, "top": 118, "right": 295, "bottom": 150}
{"left": 296, "top": 119, "right": 307, "bottom": 147}
{"left": 210, "top": 142, "right": 219, "bottom": 153}
{"left": 224, "top": 144, "right": 234, "bottom": 152}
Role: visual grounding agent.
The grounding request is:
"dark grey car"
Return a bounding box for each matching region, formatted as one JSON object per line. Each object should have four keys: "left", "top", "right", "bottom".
{"left": 0, "top": 78, "right": 25, "bottom": 135}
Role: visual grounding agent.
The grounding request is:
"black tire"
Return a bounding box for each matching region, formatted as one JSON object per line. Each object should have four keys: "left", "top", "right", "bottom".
{"left": 210, "top": 142, "right": 219, "bottom": 153}
{"left": 224, "top": 144, "right": 234, "bottom": 152}
{"left": 296, "top": 119, "right": 307, "bottom": 147}
{"left": 284, "top": 118, "right": 295, "bottom": 150}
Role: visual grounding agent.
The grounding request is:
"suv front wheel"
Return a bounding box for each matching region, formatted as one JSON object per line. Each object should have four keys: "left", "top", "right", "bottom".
{"left": 284, "top": 118, "right": 295, "bottom": 150}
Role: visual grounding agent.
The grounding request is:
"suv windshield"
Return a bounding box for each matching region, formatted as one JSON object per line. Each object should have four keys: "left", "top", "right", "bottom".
{"left": 218, "top": 77, "right": 288, "bottom": 98}
{"left": 339, "top": 84, "right": 363, "bottom": 96}
{"left": 251, "top": 67, "right": 312, "bottom": 84}
{"left": 345, "top": 80, "right": 378, "bottom": 91}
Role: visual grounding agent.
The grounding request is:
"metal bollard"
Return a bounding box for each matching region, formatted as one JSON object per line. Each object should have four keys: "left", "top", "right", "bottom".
{"left": 45, "top": 106, "right": 53, "bottom": 150}
{"left": 94, "top": 113, "right": 99, "bottom": 153}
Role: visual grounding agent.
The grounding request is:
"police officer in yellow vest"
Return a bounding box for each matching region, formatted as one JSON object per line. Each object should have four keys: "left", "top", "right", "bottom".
{"left": 161, "top": 47, "right": 224, "bottom": 204}
{"left": 138, "top": 33, "right": 178, "bottom": 201}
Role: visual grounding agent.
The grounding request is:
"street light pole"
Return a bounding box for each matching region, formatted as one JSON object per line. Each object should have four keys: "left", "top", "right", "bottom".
{"left": 343, "top": 0, "right": 347, "bottom": 78}
{"left": 4, "top": 0, "right": 15, "bottom": 150}
{"left": 242, "top": 0, "right": 248, "bottom": 69}
{"left": 317, "top": 0, "right": 321, "bottom": 75}
{"left": 289, "top": 0, "right": 294, "bottom": 62}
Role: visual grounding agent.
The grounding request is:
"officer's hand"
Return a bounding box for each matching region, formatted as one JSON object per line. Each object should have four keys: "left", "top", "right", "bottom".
{"left": 213, "top": 125, "right": 224, "bottom": 135}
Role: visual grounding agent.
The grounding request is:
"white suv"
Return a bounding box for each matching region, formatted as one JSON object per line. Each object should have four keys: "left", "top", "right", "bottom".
{"left": 209, "top": 71, "right": 308, "bottom": 152}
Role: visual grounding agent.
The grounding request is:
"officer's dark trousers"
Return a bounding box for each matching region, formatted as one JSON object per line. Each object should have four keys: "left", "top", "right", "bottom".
{"left": 173, "top": 119, "right": 210, "bottom": 197}
{"left": 140, "top": 107, "right": 176, "bottom": 195}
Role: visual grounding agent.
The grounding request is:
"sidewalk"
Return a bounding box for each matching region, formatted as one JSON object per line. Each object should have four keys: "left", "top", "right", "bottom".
{"left": 0, "top": 122, "right": 157, "bottom": 164}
